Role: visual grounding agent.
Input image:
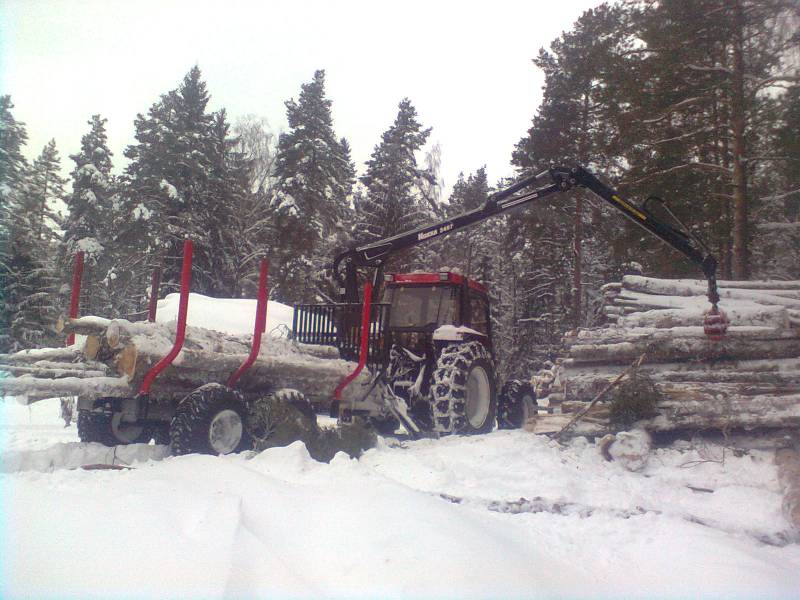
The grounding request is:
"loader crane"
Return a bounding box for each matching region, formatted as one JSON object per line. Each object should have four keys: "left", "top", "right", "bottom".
{"left": 293, "top": 165, "right": 727, "bottom": 437}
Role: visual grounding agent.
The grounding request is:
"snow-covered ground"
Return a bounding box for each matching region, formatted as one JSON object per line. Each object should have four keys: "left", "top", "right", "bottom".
{"left": 2, "top": 398, "right": 799, "bottom": 599}
{"left": 2, "top": 295, "right": 799, "bottom": 598}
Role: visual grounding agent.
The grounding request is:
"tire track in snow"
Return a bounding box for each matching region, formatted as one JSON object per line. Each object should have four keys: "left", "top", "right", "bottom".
{"left": 222, "top": 499, "right": 324, "bottom": 599}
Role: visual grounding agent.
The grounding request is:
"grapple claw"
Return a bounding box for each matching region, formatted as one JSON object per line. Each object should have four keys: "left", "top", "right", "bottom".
{"left": 703, "top": 307, "right": 729, "bottom": 341}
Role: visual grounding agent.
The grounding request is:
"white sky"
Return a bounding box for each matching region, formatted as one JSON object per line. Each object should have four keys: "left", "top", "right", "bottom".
{"left": 2, "top": 0, "right": 600, "bottom": 197}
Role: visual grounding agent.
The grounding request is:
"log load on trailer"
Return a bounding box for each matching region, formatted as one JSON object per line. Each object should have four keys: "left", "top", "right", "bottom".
{"left": 294, "top": 165, "right": 727, "bottom": 437}
{"left": 0, "top": 242, "right": 370, "bottom": 455}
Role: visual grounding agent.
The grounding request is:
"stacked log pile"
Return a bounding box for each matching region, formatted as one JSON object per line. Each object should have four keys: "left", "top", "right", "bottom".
{"left": 0, "top": 316, "right": 366, "bottom": 407}
{"left": 531, "top": 276, "right": 800, "bottom": 438}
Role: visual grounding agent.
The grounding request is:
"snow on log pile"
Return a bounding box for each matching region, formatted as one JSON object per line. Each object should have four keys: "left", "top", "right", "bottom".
{"left": 532, "top": 275, "right": 800, "bottom": 438}
{"left": 0, "top": 316, "right": 365, "bottom": 407}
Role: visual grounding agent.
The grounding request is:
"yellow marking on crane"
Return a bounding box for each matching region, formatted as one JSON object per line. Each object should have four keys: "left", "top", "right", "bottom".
{"left": 611, "top": 194, "right": 647, "bottom": 221}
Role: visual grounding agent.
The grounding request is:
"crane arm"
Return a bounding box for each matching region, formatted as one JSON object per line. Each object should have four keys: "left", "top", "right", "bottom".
{"left": 335, "top": 165, "right": 721, "bottom": 312}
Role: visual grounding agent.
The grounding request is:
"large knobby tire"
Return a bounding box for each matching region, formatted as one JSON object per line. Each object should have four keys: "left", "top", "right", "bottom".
{"left": 170, "top": 384, "right": 252, "bottom": 456}
{"left": 77, "top": 410, "right": 117, "bottom": 446}
{"left": 430, "top": 341, "right": 497, "bottom": 435}
{"left": 498, "top": 379, "right": 537, "bottom": 429}
{"left": 77, "top": 408, "right": 151, "bottom": 446}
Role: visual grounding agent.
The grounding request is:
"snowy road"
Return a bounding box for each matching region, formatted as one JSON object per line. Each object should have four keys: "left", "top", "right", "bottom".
{"left": 2, "top": 398, "right": 799, "bottom": 599}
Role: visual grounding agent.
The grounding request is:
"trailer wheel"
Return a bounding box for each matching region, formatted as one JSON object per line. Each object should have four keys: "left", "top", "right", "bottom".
{"left": 78, "top": 408, "right": 151, "bottom": 446}
{"left": 273, "top": 389, "right": 316, "bottom": 423}
{"left": 77, "top": 410, "right": 117, "bottom": 446}
{"left": 498, "top": 379, "right": 537, "bottom": 429}
{"left": 148, "top": 424, "right": 171, "bottom": 445}
{"left": 170, "top": 384, "right": 252, "bottom": 456}
{"left": 431, "top": 341, "right": 497, "bottom": 435}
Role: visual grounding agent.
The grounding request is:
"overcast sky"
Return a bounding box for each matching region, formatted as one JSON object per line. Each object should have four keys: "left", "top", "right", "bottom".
{"left": 2, "top": 0, "right": 599, "bottom": 197}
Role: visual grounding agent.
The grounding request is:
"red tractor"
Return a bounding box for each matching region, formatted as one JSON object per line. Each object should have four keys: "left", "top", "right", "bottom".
{"left": 293, "top": 165, "right": 725, "bottom": 437}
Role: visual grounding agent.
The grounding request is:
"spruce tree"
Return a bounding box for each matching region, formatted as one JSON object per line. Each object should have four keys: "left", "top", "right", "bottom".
{"left": 62, "top": 115, "right": 116, "bottom": 316}
{"left": 5, "top": 140, "right": 66, "bottom": 348}
{"left": 123, "top": 66, "right": 220, "bottom": 297}
{"left": 355, "top": 98, "right": 433, "bottom": 272}
{"left": 442, "top": 167, "right": 491, "bottom": 275}
{"left": 206, "top": 108, "right": 255, "bottom": 296}
{"left": 270, "top": 70, "right": 354, "bottom": 301}
{"left": 0, "top": 96, "right": 30, "bottom": 350}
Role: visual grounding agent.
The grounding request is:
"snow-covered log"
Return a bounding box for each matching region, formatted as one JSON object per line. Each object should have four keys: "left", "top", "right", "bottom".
{"left": 0, "top": 364, "right": 108, "bottom": 379}
{"left": 617, "top": 305, "right": 790, "bottom": 330}
{"left": 622, "top": 275, "right": 800, "bottom": 301}
{"left": 0, "top": 375, "right": 132, "bottom": 402}
{"left": 0, "top": 347, "right": 83, "bottom": 365}
{"left": 568, "top": 331, "right": 800, "bottom": 365}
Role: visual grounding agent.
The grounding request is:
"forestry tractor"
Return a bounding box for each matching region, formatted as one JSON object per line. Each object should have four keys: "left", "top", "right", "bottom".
{"left": 293, "top": 165, "right": 728, "bottom": 438}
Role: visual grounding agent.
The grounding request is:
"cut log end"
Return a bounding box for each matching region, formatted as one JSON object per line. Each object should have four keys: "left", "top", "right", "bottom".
{"left": 107, "top": 321, "right": 122, "bottom": 349}
{"left": 115, "top": 344, "right": 138, "bottom": 381}
{"left": 84, "top": 335, "right": 101, "bottom": 360}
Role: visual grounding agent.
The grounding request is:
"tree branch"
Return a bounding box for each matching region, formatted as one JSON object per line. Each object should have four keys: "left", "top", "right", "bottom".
{"left": 625, "top": 162, "right": 733, "bottom": 185}
{"left": 687, "top": 63, "right": 732, "bottom": 75}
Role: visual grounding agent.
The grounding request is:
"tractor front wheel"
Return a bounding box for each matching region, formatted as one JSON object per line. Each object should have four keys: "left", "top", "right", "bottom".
{"left": 431, "top": 341, "right": 497, "bottom": 435}
{"left": 170, "top": 384, "right": 252, "bottom": 456}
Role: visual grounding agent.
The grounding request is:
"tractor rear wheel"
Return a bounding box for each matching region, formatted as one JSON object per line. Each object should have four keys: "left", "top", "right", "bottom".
{"left": 498, "top": 379, "right": 537, "bottom": 429}
{"left": 431, "top": 341, "right": 497, "bottom": 435}
{"left": 170, "top": 384, "right": 252, "bottom": 456}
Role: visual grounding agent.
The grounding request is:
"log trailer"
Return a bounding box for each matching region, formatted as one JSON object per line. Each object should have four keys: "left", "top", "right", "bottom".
{"left": 0, "top": 241, "right": 325, "bottom": 456}
{"left": 294, "top": 165, "right": 728, "bottom": 437}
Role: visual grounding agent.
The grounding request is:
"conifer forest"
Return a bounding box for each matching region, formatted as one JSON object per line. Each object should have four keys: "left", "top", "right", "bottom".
{"left": 1, "top": 0, "right": 798, "bottom": 382}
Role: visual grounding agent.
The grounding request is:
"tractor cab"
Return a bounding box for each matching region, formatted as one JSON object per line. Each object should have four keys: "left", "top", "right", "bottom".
{"left": 383, "top": 272, "right": 489, "bottom": 332}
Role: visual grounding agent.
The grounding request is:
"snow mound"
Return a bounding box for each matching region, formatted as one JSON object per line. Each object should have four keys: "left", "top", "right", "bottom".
{"left": 156, "top": 292, "right": 294, "bottom": 336}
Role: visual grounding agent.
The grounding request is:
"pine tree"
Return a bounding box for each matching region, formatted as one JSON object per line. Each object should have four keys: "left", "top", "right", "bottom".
{"left": 270, "top": 70, "right": 354, "bottom": 302}
{"left": 355, "top": 98, "right": 433, "bottom": 272}
{"left": 513, "top": 4, "right": 629, "bottom": 331}
{"left": 628, "top": 0, "right": 800, "bottom": 279}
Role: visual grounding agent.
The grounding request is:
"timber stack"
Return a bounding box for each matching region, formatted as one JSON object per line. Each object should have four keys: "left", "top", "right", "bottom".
{"left": 0, "top": 316, "right": 366, "bottom": 407}
{"left": 531, "top": 275, "right": 800, "bottom": 441}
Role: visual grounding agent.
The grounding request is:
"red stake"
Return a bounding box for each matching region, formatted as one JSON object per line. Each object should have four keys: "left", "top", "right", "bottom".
{"left": 139, "top": 240, "right": 193, "bottom": 395}
{"left": 227, "top": 259, "right": 270, "bottom": 388}
{"left": 66, "top": 251, "right": 85, "bottom": 346}
{"left": 147, "top": 266, "right": 162, "bottom": 323}
{"left": 334, "top": 281, "right": 373, "bottom": 401}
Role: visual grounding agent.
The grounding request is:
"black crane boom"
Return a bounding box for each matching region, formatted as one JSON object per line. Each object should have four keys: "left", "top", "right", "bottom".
{"left": 335, "top": 165, "right": 720, "bottom": 310}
